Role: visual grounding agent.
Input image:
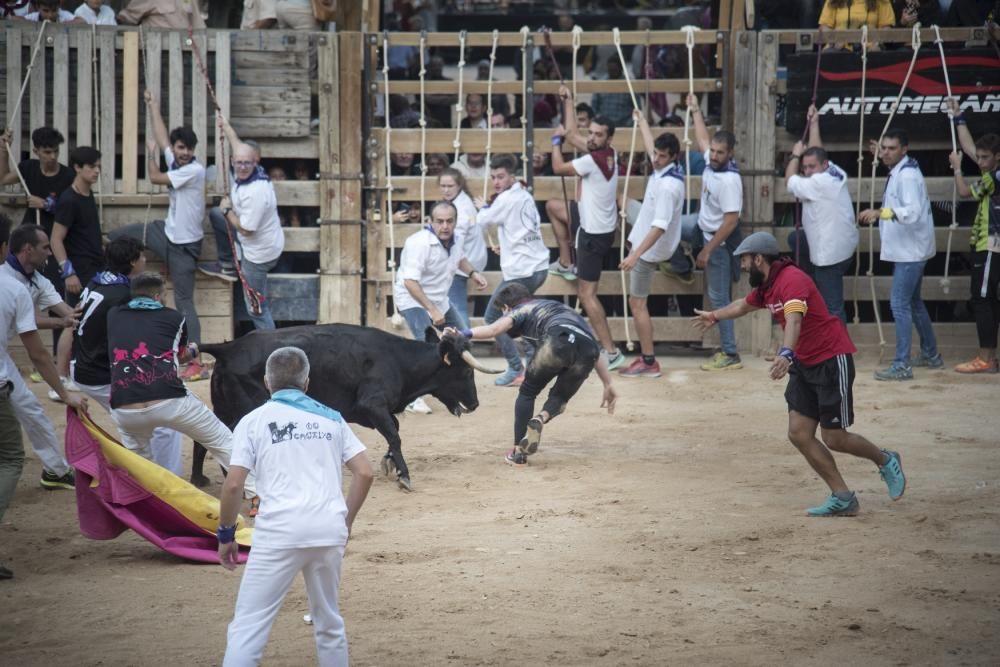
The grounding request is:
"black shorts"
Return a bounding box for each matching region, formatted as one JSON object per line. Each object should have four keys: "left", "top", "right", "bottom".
{"left": 573, "top": 227, "right": 616, "bottom": 282}
{"left": 785, "top": 354, "right": 855, "bottom": 430}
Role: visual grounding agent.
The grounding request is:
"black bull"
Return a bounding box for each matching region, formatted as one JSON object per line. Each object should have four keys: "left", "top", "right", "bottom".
{"left": 192, "top": 323, "right": 501, "bottom": 491}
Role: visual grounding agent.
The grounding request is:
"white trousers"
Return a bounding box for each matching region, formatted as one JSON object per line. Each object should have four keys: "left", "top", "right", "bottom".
{"left": 72, "top": 372, "right": 183, "bottom": 476}
{"left": 224, "top": 545, "right": 348, "bottom": 667}
{"left": 0, "top": 350, "right": 70, "bottom": 476}
{"left": 111, "top": 393, "right": 257, "bottom": 496}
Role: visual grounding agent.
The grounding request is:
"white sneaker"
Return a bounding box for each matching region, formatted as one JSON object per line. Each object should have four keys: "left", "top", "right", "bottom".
{"left": 47, "top": 376, "right": 78, "bottom": 403}
{"left": 405, "top": 397, "right": 433, "bottom": 414}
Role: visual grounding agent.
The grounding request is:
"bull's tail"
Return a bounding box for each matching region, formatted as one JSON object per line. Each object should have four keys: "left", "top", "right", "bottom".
{"left": 197, "top": 342, "right": 230, "bottom": 359}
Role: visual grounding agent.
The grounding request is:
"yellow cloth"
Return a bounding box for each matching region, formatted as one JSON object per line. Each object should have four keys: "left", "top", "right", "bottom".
{"left": 819, "top": 0, "right": 897, "bottom": 30}
{"left": 80, "top": 412, "right": 253, "bottom": 546}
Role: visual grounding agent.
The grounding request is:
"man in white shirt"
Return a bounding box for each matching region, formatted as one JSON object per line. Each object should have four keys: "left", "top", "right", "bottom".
{"left": 859, "top": 128, "right": 940, "bottom": 381}
{"left": 393, "top": 201, "right": 487, "bottom": 338}
{"left": 0, "top": 216, "right": 87, "bottom": 580}
{"left": 217, "top": 346, "right": 374, "bottom": 666}
{"left": 202, "top": 113, "right": 285, "bottom": 330}
{"left": 619, "top": 113, "right": 685, "bottom": 378}
{"left": 450, "top": 153, "right": 487, "bottom": 180}
{"left": 74, "top": 0, "right": 117, "bottom": 25}
{"left": 669, "top": 93, "right": 745, "bottom": 371}
{"left": 1, "top": 224, "right": 78, "bottom": 490}
{"left": 550, "top": 86, "right": 626, "bottom": 371}
{"left": 785, "top": 105, "right": 858, "bottom": 323}
{"left": 21, "top": 0, "right": 83, "bottom": 23}
{"left": 475, "top": 154, "right": 551, "bottom": 386}
{"left": 110, "top": 90, "right": 209, "bottom": 380}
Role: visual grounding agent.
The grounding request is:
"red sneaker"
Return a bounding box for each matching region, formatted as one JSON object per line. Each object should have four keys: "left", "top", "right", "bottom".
{"left": 618, "top": 357, "right": 662, "bottom": 378}
{"left": 954, "top": 356, "right": 999, "bottom": 374}
{"left": 181, "top": 361, "right": 210, "bottom": 382}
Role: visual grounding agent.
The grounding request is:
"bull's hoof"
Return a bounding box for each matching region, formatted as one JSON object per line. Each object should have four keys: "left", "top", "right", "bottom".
{"left": 397, "top": 475, "right": 413, "bottom": 492}
{"left": 379, "top": 455, "right": 394, "bottom": 479}
{"left": 190, "top": 473, "right": 211, "bottom": 488}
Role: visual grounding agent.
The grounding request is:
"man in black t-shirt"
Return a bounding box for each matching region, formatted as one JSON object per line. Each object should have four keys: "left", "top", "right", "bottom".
{"left": 71, "top": 240, "right": 183, "bottom": 474}
{"left": 452, "top": 283, "right": 618, "bottom": 465}
{"left": 106, "top": 273, "right": 257, "bottom": 496}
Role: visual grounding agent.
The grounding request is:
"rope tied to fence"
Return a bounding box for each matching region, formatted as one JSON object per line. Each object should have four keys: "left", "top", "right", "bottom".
{"left": 793, "top": 26, "right": 824, "bottom": 265}
{"left": 3, "top": 20, "right": 47, "bottom": 226}
{"left": 418, "top": 31, "right": 428, "bottom": 213}
{"left": 681, "top": 26, "right": 699, "bottom": 217}
{"left": 481, "top": 30, "right": 500, "bottom": 250}
{"left": 381, "top": 32, "right": 404, "bottom": 328}
{"left": 932, "top": 23, "right": 959, "bottom": 295}
{"left": 519, "top": 26, "right": 530, "bottom": 168}
{"left": 138, "top": 24, "right": 154, "bottom": 246}
{"left": 91, "top": 23, "right": 104, "bottom": 225}
{"left": 452, "top": 30, "right": 466, "bottom": 161}
{"left": 541, "top": 27, "right": 574, "bottom": 272}
{"left": 852, "top": 24, "right": 870, "bottom": 325}
{"left": 865, "top": 23, "right": 923, "bottom": 360}
{"left": 612, "top": 27, "right": 640, "bottom": 352}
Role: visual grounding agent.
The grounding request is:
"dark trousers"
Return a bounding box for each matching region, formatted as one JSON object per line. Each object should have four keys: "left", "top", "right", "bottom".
{"left": 971, "top": 250, "right": 1000, "bottom": 349}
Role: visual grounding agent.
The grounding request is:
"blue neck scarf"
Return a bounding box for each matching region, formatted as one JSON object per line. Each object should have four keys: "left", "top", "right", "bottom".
{"left": 234, "top": 164, "right": 270, "bottom": 188}
{"left": 5, "top": 253, "right": 35, "bottom": 284}
{"left": 425, "top": 225, "right": 455, "bottom": 252}
{"left": 661, "top": 162, "right": 685, "bottom": 181}
{"left": 270, "top": 389, "right": 343, "bottom": 423}
{"left": 94, "top": 271, "right": 130, "bottom": 286}
{"left": 127, "top": 296, "right": 164, "bottom": 310}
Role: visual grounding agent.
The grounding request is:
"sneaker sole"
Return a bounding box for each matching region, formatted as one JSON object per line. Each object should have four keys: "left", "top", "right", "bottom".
{"left": 520, "top": 418, "right": 543, "bottom": 455}
{"left": 873, "top": 374, "right": 913, "bottom": 381}
{"left": 197, "top": 268, "right": 238, "bottom": 283}
{"left": 618, "top": 370, "right": 663, "bottom": 378}
{"left": 701, "top": 363, "right": 743, "bottom": 371}
{"left": 807, "top": 508, "right": 859, "bottom": 517}
{"left": 954, "top": 366, "right": 999, "bottom": 374}
{"left": 40, "top": 479, "right": 74, "bottom": 490}
{"left": 505, "top": 452, "right": 528, "bottom": 466}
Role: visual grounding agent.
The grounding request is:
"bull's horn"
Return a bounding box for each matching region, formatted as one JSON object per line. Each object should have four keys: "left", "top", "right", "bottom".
{"left": 461, "top": 350, "right": 504, "bottom": 374}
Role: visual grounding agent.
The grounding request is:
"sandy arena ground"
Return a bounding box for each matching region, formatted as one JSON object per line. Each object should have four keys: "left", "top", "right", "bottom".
{"left": 1, "top": 351, "right": 998, "bottom": 666}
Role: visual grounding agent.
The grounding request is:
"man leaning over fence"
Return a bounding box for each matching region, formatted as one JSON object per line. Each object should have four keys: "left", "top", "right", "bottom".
{"left": 110, "top": 91, "right": 210, "bottom": 381}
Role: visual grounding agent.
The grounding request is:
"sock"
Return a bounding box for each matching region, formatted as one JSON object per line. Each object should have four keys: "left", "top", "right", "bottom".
{"left": 833, "top": 490, "right": 854, "bottom": 502}
{"left": 642, "top": 354, "right": 655, "bottom": 365}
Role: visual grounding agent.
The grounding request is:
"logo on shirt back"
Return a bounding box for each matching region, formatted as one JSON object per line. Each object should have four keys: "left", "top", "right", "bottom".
{"left": 268, "top": 421, "right": 298, "bottom": 443}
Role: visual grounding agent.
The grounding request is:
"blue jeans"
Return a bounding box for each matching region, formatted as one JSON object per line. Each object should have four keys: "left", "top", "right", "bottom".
{"left": 890, "top": 261, "right": 938, "bottom": 366}
{"left": 401, "top": 306, "right": 463, "bottom": 341}
{"left": 448, "top": 275, "right": 471, "bottom": 330}
{"left": 210, "top": 207, "right": 278, "bottom": 330}
{"left": 670, "top": 215, "right": 739, "bottom": 355}
{"left": 484, "top": 269, "right": 549, "bottom": 372}
{"left": 787, "top": 229, "right": 851, "bottom": 323}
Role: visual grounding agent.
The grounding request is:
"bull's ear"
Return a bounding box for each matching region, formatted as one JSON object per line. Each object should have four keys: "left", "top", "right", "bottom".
{"left": 424, "top": 326, "right": 441, "bottom": 344}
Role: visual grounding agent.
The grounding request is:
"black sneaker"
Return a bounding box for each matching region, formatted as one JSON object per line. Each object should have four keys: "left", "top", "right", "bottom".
{"left": 505, "top": 449, "right": 528, "bottom": 465}
{"left": 197, "top": 262, "right": 238, "bottom": 282}
{"left": 40, "top": 469, "right": 75, "bottom": 490}
{"left": 519, "top": 417, "right": 544, "bottom": 455}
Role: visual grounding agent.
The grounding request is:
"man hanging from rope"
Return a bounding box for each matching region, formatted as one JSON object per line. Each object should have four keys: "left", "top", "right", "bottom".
{"left": 109, "top": 90, "right": 209, "bottom": 381}
{"left": 858, "top": 129, "right": 942, "bottom": 381}
{"left": 550, "top": 85, "right": 627, "bottom": 372}
{"left": 200, "top": 112, "right": 285, "bottom": 331}
{"left": 946, "top": 98, "right": 1000, "bottom": 374}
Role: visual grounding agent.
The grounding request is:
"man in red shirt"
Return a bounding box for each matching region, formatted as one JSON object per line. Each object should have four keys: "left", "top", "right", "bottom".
{"left": 691, "top": 232, "right": 907, "bottom": 517}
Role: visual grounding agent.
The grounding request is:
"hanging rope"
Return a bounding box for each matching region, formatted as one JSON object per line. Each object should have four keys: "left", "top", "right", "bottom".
{"left": 932, "top": 24, "right": 959, "bottom": 295}
{"left": 851, "top": 25, "right": 870, "bottom": 324}
{"left": 613, "top": 28, "right": 641, "bottom": 352}
{"left": 571, "top": 26, "right": 582, "bottom": 101}
{"left": 541, "top": 28, "right": 574, "bottom": 264}
{"left": 452, "top": 30, "right": 466, "bottom": 162}
{"left": 866, "top": 23, "right": 923, "bottom": 360}
{"left": 418, "top": 31, "right": 428, "bottom": 214}
{"left": 138, "top": 24, "right": 154, "bottom": 246}
{"left": 680, "top": 26, "right": 699, "bottom": 217}
{"left": 92, "top": 24, "right": 104, "bottom": 224}
{"left": 793, "top": 26, "right": 824, "bottom": 265}
{"left": 4, "top": 20, "right": 46, "bottom": 226}
{"left": 519, "top": 26, "right": 530, "bottom": 168}
{"left": 382, "top": 33, "right": 404, "bottom": 328}
{"left": 481, "top": 29, "right": 499, "bottom": 249}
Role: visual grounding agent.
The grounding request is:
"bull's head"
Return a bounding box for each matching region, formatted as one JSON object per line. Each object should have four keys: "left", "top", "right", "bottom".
{"left": 424, "top": 327, "right": 501, "bottom": 417}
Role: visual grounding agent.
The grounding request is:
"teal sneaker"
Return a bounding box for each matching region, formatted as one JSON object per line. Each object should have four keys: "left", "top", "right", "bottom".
{"left": 494, "top": 368, "right": 525, "bottom": 387}
{"left": 806, "top": 493, "right": 859, "bottom": 517}
{"left": 874, "top": 363, "right": 913, "bottom": 381}
{"left": 606, "top": 349, "right": 626, "bottom": 371}
{"left": 911, "top": 353, "right": 943, "bottom": 369}
{"left": 878, "top": 449, "right": 906, "bottom": 500}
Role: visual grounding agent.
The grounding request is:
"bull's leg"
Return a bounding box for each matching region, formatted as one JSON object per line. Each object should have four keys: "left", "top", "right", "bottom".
{"left": 190, "top": 442, "right": 211, "bottom": 488}
{"left": 360, "top": 405, "right": 411, "bottom": 491}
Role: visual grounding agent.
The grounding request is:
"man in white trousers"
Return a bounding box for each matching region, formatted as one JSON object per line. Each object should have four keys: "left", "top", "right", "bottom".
{"left": 217, "top": 346, "right": 374, "bottom": 667}
{"left": 106, "top": 272, "right": 258, "bottom": 500}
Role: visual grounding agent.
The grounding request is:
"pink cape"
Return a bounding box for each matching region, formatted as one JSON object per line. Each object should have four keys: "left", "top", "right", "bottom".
{"left": 65, "top": 410, "right": 251, "bottom": 564}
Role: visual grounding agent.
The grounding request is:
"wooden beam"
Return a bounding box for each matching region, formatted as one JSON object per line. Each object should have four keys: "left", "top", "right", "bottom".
{"left": 318, "top": 32, "right": 341, "bottom": 324}
{"left": 386, "top": 176, "right": 700, "bottom": 202}
{"left": 75, "top": 28, "right": 92, "bottom": 149}
{"left": 374, "top": 79, "right": 722, "bottom": 96}
{"left": 383, "top": 30, "right": 723, "bottom": 48}
{"left": 774, "top": 177, "right": 976, "bottom": 204}
{"left": 99, "top": 28, "right": 116, "bottom": 195}
{"left": 29, "top": 27, "right": 46, "bottom": 143}
{"left": 121, "top": 31, "right": 139, "bottom": 194}
{"left": 215, "top": 31, "right": 232, "bottom": 193}
{"left": 53, "top": 30, "right": 69, "bottom": 165}
{"left": 340, "top": 31, "right": 364, "bottom": 324}
{"left": 774, "top": 226, "right": 972, "bottom": 252}
{"left": 6, "top": 29, "right": 22, "bottom": 158}
{"left": 190, "top": 31, "right": 209, "bottom": 167}
{"left": 774, "top": 26, "right": 987, "bottom": 45}
{"left": 143, "top": 30, "right": 162, "bottom": 196}
{"left": 167, "top": 31, "right": 183, "bottom": 132}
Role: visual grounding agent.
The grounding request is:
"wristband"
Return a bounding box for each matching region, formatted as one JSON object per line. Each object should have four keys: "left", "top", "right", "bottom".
{"left": 952, "top": 113, "right": 966, "bottom": 126}
{"left": 879, "top": 207, "right": 895, "bottom": 221}
{"left": 790, "top": 154, "right": 802, "bottom": 160}
{"left": 777, "top": 346, "right": 796, "bottom": 363}
{"left": 216, "top": 524, "right": 236, "bottom": 544}
{"left": 60, "top": 259, "right": 76, "bottom": 278}
{"left": 551, "top": 136, "right": 562, "bottom": 146}
{"left": 459, "top": 328, "right": 473, "bottom": 339}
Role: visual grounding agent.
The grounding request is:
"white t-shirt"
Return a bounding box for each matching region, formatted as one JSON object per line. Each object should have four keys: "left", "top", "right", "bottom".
{"left": 572, "top": 152, "right": 619, "bottom": 234}
{"left": 164, "top": 147, "right": 206, "bottom": 245}
{"left": 230, "top": 400, "right": 366, "bottom": 549}
{"left": 698, "top": 150, "right": 743, "bottom": 238}
{"left": 627, "top": 162, "right": 685, "bottom": 263}
{"left": 787, "top": 160, "right": 858, "bottom": 266}
{"left": 393, "top": 228, "right": 465, "bottom": 314}
{"left": 74, "top": 5, "right": 118, "bottom": 25}
{"left": 231, "top": 178, "right": 284, "bottom": 264}
{"left": 475, "top": 182, "right": 550, "bottom": 280}
{"left": 0, "top": 263, "right": 61, "bottom": 342}
{"left": 453, "top": 191, "right": 487, "bottom": 276}
{"left": 879, "top": 157, "right": 936, "bottom": 262}
{"left": 0, "top": 275, "right": 37, "bottom": 384}
{"left": 25, "top": 10, "right": 76, "bottom": 22}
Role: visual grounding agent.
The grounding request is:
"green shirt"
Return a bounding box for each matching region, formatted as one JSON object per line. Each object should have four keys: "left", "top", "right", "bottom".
{"left": 969, "top": 170, "right": 999, "bottom": 252}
